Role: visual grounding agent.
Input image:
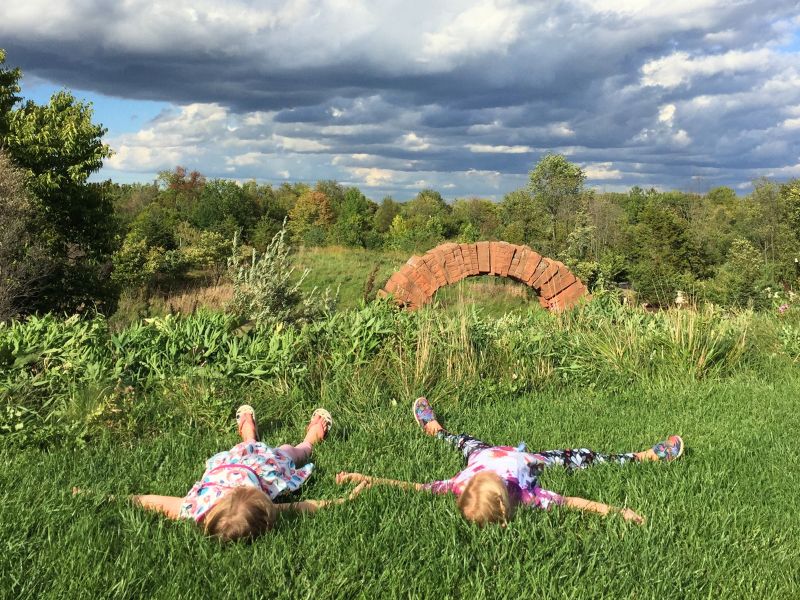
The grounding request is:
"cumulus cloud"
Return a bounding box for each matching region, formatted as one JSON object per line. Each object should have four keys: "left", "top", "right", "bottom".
{"left": 3, "top": 0, "right": 800, "bottom": 196}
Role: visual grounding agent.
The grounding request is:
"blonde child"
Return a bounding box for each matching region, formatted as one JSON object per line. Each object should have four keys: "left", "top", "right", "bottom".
{"left": 337, "top": 397, "right": 684, "bottom": 527}
{"left": 133, "top": 405, "right": 365, "bottom": 542}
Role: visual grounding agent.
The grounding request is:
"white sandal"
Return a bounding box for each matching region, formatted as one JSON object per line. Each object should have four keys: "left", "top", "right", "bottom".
{"left": 309, "top": 408, "right": 333, "bottom": 439}
{"left": 236, "top": 404, "right": 259, "bottom": 441}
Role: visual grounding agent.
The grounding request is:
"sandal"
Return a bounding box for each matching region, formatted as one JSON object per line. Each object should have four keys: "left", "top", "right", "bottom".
{"left": 308, "top": 408, "right": 333, "bottom": 440}
{"left": 236, "top": 404, "right": 259, "bottom": 441}
{"left": 652, "top": 435, "right": 684, "bottom": 462}
{"left": 412, "top": 397, "right": 437, "bottom": 430}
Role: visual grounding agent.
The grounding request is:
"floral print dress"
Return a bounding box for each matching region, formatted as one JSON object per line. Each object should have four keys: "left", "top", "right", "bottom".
{"left": 178, "top": 441, "right": 314, "bottom": 522}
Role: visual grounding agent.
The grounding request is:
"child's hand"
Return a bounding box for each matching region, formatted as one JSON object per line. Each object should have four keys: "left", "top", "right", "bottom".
{"left": 336, "top": 472, "right": 367, "bottom": 485}
{"left": 620, "top": 508, "right": 645, "bottom": 525}
{"left": 348, "top": 481, "right": 370, "bottom": 500}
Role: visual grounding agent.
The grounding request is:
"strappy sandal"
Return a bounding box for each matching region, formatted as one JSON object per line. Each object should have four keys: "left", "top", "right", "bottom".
{"left": 412, "top": 397, "right": 437, "bottom": 430}
{"left": 652, "top": 435, "right": 684, "bottom": 462}
{"left": 308, "top": 408, "right": 333, "bottom": 440}
{"left": 236, "top": 404, "right": 259, "bottom": 441}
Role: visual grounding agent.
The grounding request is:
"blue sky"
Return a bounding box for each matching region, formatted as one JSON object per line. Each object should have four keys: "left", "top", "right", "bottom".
{"left": 3, "top": 1, "right": 800, "bottom": 200}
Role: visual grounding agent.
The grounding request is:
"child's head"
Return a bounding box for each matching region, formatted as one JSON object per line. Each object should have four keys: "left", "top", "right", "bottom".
{"left": 457, "top": 471, "right": 514, "bottom": 527}
{"left": 203, "top": 487, "right": 277, "bottom": 542}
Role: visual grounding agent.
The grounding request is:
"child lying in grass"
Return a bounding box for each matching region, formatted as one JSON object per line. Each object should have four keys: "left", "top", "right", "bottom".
{"left": 131, "top": 406, "right": 365, "bottom": 542}
{"left": 337, "top": 397, "right": 684, "bottom": 527}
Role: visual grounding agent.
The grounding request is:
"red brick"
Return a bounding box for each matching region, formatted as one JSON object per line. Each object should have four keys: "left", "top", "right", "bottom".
{"left": 422, "top": 252, "right": 448, "bottom": 287}
{"left": 407, "top": 256, "right": 438, "bottom": 296}
{"left": 518, "top": 249, "right": 542, "bottom": 283}
{"left": 460, "top": 243, "right": 479, "bottom": 275}
{"left": 532, "top": 261, "right": 560, "bottom": 289}
{"left": 549, "top": 281, "right": 588, "bottom": 312}
{"left": 393, "top": 271, "right": 427, "bottom": 307}
{"left": 508, "top": 245, "right": 527, "bottom": 280}
{"left": 476, "top": 241, "right": 490, "bottom": 273}
{"left": 490, "top": 241, "right": 513, "bottom": 276}
{"left": 540, "top": 269, "right": 577, "bottom": 300}
{"left": 527, "top": 258, "right": 549, "bottom": 285}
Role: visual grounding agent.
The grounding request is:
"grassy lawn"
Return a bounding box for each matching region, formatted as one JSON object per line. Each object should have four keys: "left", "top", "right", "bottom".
{"left": 2, "top": 368, "right": 798, "bottom": 598}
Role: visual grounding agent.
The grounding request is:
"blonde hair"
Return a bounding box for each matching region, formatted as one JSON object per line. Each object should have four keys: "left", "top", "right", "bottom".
{"left": 203, "top": 487, "right": 277, "bottom": 542}
{"left": 457, "top": 471, "right": 513, "bottom": 527}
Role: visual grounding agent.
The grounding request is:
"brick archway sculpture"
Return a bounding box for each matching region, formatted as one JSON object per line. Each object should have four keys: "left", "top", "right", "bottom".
{"left": 378, "top": 241, "right": 590, "bottom": 312}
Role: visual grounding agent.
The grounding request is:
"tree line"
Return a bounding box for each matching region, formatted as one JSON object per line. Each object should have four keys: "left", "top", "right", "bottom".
{"left": 1, "top": 50, "right": 799, "bottom": 320}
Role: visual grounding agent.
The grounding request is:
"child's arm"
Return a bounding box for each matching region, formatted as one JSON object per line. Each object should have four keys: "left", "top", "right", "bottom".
{"left": 276, "top": 481, "right": 369, "bottom": 514}
{"left": 131, "top": 495, "right": 183, "bottom": 520}
{"left": 336, "top": 471, "right": 425, "bottom": 491}
{"left": 73, "top": 487, "right": 183, "bottom": 520}
{"left": 563, "top": 496, "right": 645, "bottom": 524}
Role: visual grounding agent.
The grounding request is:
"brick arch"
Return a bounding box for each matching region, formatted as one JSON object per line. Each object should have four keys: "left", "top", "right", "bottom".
{"left": 378, "top": 241, "right": 590, "bottom": 312}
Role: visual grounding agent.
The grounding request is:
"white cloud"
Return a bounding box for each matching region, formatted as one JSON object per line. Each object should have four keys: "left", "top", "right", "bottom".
{"left": 782, "top": 117, "right": 800, "bottom": 130}
{"left": 272, "top": 135, "right": 329, "bottom": 152}
{"left": 658, "top": 104, "right": 676, "bottom": 125}
{"left": 641, "top": 49, "right": 774, "bottom": 88}
{"left": 467, "top": 144, "right": 532, "bottom": 154}
{"left": 420, "top": 1, "right": 526, "bottom": 65}
{"left": 347, "top": 167, "right": 397, "bottom": 186}
{"left": 583, "top": 162, "right": 623, "bottom": 180}
{"left": 400, "top": 132, "right": 431, "bottom": 151}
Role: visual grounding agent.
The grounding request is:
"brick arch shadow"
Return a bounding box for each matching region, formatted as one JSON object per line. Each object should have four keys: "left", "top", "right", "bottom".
{"left": 378, "top": 241, "right": 590, "bottom": 311}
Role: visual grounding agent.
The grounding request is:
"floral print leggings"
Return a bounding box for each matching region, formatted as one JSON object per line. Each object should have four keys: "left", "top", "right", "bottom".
{"left": 436, "top": 430, "right": 640, "bottom": 470}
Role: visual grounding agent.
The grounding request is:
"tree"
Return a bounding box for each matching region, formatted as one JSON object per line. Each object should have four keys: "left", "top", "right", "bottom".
{"left": 0, "top": 151, "right": 50, "bottom": 321}
{"left": 0, "top": 50, "right": 21, "bottom": 143}
{"left": 330, "top": 186, "right": 374, "bottom": 247}
{"left": 499, "top": 189, "right": 549, "bottom": 249}
{"left": 374, "top": 197, "right": 401, "bottom": 234}
{"left": 1, "top": 51, "right": 117, "bottom": 314}
{"left": 287, "top": 190, "right": 334, "bottom": 245}
{"left": 528, "top": 153, "right": 586, "bottom": 246}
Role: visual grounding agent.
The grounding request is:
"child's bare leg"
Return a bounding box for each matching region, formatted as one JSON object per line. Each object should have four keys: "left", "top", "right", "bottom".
{"left": 237, "top": 407, "right": 258, "bottom": 443}
{"left": 278, "top": 410, "right": 330, "bottom": 466}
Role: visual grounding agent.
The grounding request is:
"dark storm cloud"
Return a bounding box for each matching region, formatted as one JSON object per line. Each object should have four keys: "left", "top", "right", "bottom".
{"left": 3, "top": 0, "right": 799, "bottom": 196}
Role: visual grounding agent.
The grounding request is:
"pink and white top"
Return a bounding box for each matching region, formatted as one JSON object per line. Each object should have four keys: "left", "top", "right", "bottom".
{"left": 178, "top": 441, "right": 314, "bottom": 522}
{"left": 421, "top": 446, "right": 565, "bottom": 510}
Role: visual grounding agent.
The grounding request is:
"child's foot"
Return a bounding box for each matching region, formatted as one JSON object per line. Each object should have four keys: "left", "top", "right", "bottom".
{"left": 236, "top": 405, "right": 259, "bottom": 442}
{"left": 413, "top": 397, "right": 443, "bottom": 436}
{"left": 638, "top": 435, "right": 684, "bottom": 462}
{"left": 304, "top": 408, "right": 333, "bottom": 445}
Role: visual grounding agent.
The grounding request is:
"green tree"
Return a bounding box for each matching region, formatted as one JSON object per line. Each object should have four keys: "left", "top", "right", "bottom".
{"left": 374, "top": 197, "right": 401, "bottom": 234}
{"left": 528, "top": 153, "right": 586, "bottom": 246}
{"left": 1, "top": 51, "right": 116, "bottom": 314}
{"left": 499, "top": 189, "right": 549, "bottom": 249}
{"left": 330, "top": 186, "right": 374, "bottom": 247}
{"left": 288, "top": 190, "right": 334, "bottom": 245}
{"left": 0, "top": 50, "right": 21, "bottom": 143}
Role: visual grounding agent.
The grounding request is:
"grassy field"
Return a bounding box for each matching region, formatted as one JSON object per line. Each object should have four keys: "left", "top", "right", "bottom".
{"left": 2, "top": 371, "right": 799, "bottom": 598}
{"left": 2, "top": 247, "right": 800, "bottom": 598}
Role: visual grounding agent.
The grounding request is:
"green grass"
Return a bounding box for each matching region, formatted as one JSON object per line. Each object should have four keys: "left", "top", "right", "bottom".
{"left": 3, "top": 286, "right": 800, "bottom": 598}
{"left": 2, "top": 368, "right": 799, "bottom": 598}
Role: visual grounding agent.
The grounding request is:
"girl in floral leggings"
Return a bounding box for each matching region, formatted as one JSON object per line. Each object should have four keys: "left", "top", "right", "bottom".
{"left": 337, "top": 397, "right": 683, "bottom": 527}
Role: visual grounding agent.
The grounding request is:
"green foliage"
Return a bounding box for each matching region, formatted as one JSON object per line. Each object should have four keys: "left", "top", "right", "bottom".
{"left": 0, "top": 152, "right": 51, "bottom": 321}
{"left": 0, "top": 50, "right": 21, "bottom": 140}
{"left": 0, "top": 52, "right": 117, "bottom": 315}
{"left": 704, "top": 238, "right": 765, "bottom": 307}
{"left": 228, "top": 225, "right": 336, "bottom": 327}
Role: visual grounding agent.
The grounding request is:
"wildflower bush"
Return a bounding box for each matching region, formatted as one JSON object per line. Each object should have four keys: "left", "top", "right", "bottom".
{"left": 227, "top": 223, "right": 337, "bottom": 327}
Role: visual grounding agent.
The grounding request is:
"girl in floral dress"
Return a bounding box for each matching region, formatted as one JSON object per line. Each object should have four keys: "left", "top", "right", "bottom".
{"left": 337, "top": 397, "right": 683, "bottom": 526}
{"left": 133, "top": 406, "right": 365, "bottom": 542}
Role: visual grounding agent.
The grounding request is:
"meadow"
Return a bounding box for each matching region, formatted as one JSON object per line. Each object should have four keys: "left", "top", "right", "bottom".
{"left": 2, "top": 250, "right": 800, "bottom": 599}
